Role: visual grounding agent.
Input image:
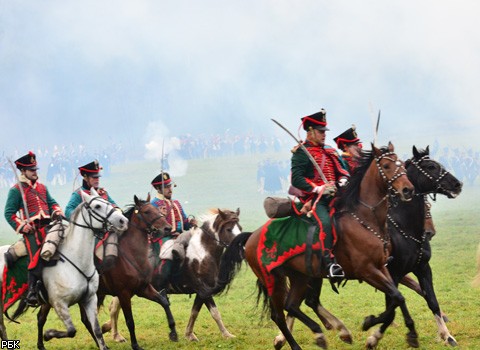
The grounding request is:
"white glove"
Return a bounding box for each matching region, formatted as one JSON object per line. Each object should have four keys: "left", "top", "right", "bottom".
{"left": 312, "top": 185, "right": 325, "bottom": 194}
{"left": 338, "top": 178, "right": 348, "bottom": 187}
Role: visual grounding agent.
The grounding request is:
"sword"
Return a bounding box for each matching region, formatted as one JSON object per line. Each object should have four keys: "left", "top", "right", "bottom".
{"left": 271, "top": 118, "right": 328, "bottom": 184}
{"left": 373, "top": 110, "right": 381, "bottom": 146}
{"left": 7, "top": 158, "right": 31, "bottom": 225}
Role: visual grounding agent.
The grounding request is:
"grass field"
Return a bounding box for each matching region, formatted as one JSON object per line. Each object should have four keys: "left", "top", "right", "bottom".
{"left": 1, "top": 151, "right": 479, "bottom": 349}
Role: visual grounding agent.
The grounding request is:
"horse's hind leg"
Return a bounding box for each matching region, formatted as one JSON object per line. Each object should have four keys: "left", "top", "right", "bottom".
{"left": 204, "top": 296, "right": 235, "bottom": 338}
{"left": 0, "top": 300, "right": 7, "bottom": 340}
{"left": 274, "top": 314, "right": 295, "bottom": 350}
{"left": 185, "top": 295, "right": 204, "bottom": 341}
{"left": 282, "top": 274, "right": 327, "bottom": 349}
{"left": 37, "top": 304, "right": 51, "bottom": 350}
{"left": 101, "top": 297, "right": 127, "bottom": 343}
{"left": 305, "top": 278, "right": 352, "bottom": 344}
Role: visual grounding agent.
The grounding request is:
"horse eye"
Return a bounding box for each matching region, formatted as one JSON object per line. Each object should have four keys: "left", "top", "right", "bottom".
{"left": 382, "top": 163, "right": 390, "bottom": 170}
{"left": 95, "top": 204, "right": 101, "bottom": 209}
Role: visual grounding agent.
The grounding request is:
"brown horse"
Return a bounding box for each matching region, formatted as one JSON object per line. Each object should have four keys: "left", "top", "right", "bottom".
{"left": 208, "top": 143, "right": 416, "bottom": 349}
{"left": 97, "top": 195, "right": 174, "bottom": 350}
{"left": 106, "top": 208, "right": 243, "bottom": 343}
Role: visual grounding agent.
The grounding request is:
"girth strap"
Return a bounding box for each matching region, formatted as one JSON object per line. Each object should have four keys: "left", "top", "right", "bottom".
{"left": 305, "top": 225, "right": 317, "bottom": 276}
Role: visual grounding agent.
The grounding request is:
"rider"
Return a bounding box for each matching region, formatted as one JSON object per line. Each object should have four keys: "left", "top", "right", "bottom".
{"left": 150, "top": 172, "right": 197, "bottom": 293}
{"left": 333, "top": 125, "right": 363, "bottom": 173}
{"left": 65, "top": 160, "right": 120, "bottom": 269}
{"left": 3, "top": 151, "right": 64, "bottom": 306}
{"left": 290, "top": 109, "right": 350, "bottom": 279}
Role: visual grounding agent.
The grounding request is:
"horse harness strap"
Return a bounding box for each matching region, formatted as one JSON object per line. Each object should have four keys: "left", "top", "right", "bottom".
{"left": 57, "top": 251, "right": 97, "bottom": 300}
{"left": 387, "top": 214, "right": 427, "bottom": 266}
{"left": 305, "top": 225, "right": 318, "bottom": 276}
{"left": 349, "top": 211, "right": 389, "bottom": 254}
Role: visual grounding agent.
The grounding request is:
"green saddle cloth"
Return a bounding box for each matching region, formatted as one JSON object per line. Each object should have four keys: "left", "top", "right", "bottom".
{"left": 2, "top": 256, "right": 29, "bottom": 313}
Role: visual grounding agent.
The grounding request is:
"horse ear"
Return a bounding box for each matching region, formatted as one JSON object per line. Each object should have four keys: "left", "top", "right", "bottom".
{"left": 412, "top": 145, "right": 420, "bottom": 158}
{"left": 217, "top": 209, "right": 226, "bottom": 219}
{"left": 426, "top": 145, "right": 430, "bottom": 155}
{"left": 81, "top": 190, "right": 91, "bottom": 203}
{"left": 134, "top": 195, "right": 140, "bottom": 206}
{"left": 388, "top": 141, "right": 394, "bottom": 152}
{"left": 146, "top": 193, "right": 151, "bottom": 202}
{"left": 372, "top": 143, "right": 381, "bottom": 157}
{"left": 236, "top": 208, "right": 240, "bottom": 216}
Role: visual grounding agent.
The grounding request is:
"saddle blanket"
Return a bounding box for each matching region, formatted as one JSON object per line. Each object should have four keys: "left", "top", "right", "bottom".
{"left": 2, "top": 256, "right": 28, "bottom": 313}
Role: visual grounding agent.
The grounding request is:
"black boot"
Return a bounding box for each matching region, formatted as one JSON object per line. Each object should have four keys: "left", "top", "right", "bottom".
{"left": 25, "top": 272, "right": 39, "bottom": 307}
{"left": 4, "top": 250, "right": 16, "bottom": 269}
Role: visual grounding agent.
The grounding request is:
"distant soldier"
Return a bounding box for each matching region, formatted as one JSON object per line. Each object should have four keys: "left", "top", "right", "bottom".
{"left": 4, "top": 151, "right": 64, "bottom": 306}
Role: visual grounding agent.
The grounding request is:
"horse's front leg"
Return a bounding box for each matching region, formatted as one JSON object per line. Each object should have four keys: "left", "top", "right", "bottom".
{"left": 44, "top": 300, "right": 77, "bottom": 342}
{"left": 80, "top": 294, "right": 110, "bottom": 350}
{"left": 37, "top": 304, "right": 51, "bottom": 350}
{"left": 415, "top": 265, "right": 457, "bottom": 346}
{"left": 101, "top": 297, "right": 127, "bottom": 343}
{"left": 138, "top": 284, "right": 178, "bottom": 342}
{"left": 204, "top": 296, "right": 235, "bottom": 338}
{"left": 117, "top": 291, "right": 142, "bottom": 350}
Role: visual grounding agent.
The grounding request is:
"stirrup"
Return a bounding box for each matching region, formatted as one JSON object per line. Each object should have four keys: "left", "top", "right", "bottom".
{"left": 327, "top": 263, "right": 345, "bottom": 278}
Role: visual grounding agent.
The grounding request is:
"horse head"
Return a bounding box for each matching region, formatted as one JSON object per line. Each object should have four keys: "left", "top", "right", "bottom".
{"left": 405, "top": 145, "right": 463, "bottom": 198}
{"left": 373, "top": 142, "right": 414, "bottom": 202}
{"left": 212, "top": 208, "right": 242, "bottom": 245}
{"left": 80, "top": 187, "right": 129, "bottom": 233}
{"left": 132, "top": 194, "right": 172, "bottom": 235}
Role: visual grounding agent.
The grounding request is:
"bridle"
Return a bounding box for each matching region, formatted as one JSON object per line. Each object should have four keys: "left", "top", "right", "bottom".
{"left": 203, "top": 216, "right": 241, "bottom": 248}
{"left": 71, "top": 196, "right": 119, "bottom": 239}
{"left": 132, "top": 202, "right": 168, "bottom": 237}
{"left": 407, "top": 154, "right": 450, "bottom": 198}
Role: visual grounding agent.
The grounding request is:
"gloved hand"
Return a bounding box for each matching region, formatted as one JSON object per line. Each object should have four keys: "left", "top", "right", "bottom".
{"left": 20, "top": 223, "right": 34, "bottom": 233}
{"left": 323, "top": 183, "right": 337, "bottom": 196}
{"left": 338, "top": 178, "right": 348, "bottom": 187}
{"left": 312, "top": 185, "right": 325, "bottom": 194}
{"left": 52, "top": 210, "right": 64, "bottom": 220}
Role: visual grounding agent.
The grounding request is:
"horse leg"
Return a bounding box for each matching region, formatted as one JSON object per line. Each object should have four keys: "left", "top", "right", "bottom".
{"left": 185, "top": 294, "right": 204, "bottom": 341}
{"left": 305, "top": 278, "right": 352, "bottom": 344}
{"left": 274, "top": 314, "right": 295, "bottom": 350}
{"left": 137, "top": 284, "right": 178, "bottom": 341}
{"left": 36, "top": 304, "right": 51, "bottom": 350}
{"left": 79, "top": 294, "right": 110, "bottom": 350}
{"left": 203, "top": 296, "right": 235, "bottom": 338}
{"left": 117, "top": 292, "right": 143, "bottom": 350}
{"left": 414, "top": 266, "right": 457, "bottom": 346}
{"left": 282, "top": 274, "right": 327, "bottom": 349}
{"left": 44, "top": 300, "right": 77, "bottom": 342}
{"left": 267, "top": 275, "right": 302, "bottom": 350}
{"left": 79, "top": 303, "right": 100, "bottom": 348}
{"left": 101, "top": 296, "right": 127, "bottom": 343}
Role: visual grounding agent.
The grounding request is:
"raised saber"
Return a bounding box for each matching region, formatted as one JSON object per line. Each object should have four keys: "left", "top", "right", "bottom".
{"left": 271, "top": 118, "right": 328, "bottom": 184}
{"left": 373, "top": 110, "right": 381, "bottom": 146}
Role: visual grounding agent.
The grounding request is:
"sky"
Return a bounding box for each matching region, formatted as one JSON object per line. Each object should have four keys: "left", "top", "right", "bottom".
{"left": 1, "top": 0, "right": 479, "bottom": 160}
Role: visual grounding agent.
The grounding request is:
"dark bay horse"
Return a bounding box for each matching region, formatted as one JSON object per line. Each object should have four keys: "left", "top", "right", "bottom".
{"left": 208, "top": 143, "right": 416, "bottom": 349}
{"left": 107, "top": 208, "right": 242, "bottom": 342}
{"left": 369, "top": 146, "right": 462, "bottom": 346}
{"left": 97, "top": 195, "right": 174, "bottom": 350}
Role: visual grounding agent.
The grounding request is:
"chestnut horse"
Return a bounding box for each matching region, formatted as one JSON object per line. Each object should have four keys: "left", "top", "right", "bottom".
{"left": 97, "top": 195, "right": 175, "bottom": 350}
{"left": 207, "top": 143, "right": 416, "bottom": 349}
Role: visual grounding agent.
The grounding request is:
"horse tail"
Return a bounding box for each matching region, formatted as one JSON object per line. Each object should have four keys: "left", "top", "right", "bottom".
{"left": 472, "top": 243, "right": 480, "bottom": 288}
{"left": 6, "top": 299, "right": 28, "bottom": 323}
{"left": 200, "top": 231, "right": 252, "bottom": 297}
{"left": 255, "top": 278, "right": 271, "bottom": 320}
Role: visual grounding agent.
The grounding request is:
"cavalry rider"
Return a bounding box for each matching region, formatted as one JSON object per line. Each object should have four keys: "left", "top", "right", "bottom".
{"left": 334, "top": 125, "right": 363, "bottom": 173}
{"left": 4, "top": 151, "right": 64, "bottom": 306}
{"left": 290, "top": 109, "right": 350, "bottom": 278}
{"left": 150, "top": 172, "right": 197, "bottom": 293}
{"left": 65, "top": 160, "right": 120, "bottom": 268}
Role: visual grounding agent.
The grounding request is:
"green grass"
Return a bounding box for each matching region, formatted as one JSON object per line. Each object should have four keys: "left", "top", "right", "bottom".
{"left": 1, "top": 152, "right": 480, "bottom": 349}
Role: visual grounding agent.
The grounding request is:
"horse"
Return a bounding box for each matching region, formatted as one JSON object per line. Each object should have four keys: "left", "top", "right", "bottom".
{"left": 105, "top": 208, "right": 242, "bottom": 342}
{"left": 370, "top": 145, "right": 462, "bottom": 346}
{"left": 24, "top": 188, "right": 128, "bottom": 350}
{"left": 277, "top": 145, "right": 464, "bottom": 348}
{"left": 205, "top": 143, "right": 417, "bottom": 349}
{"left": 97, "top": 194, "right": 175, "bottom": 350}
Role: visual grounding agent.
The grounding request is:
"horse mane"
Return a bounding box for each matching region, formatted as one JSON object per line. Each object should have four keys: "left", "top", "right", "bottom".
{"left": 334, "top": 146, "right": 389, "bottom": 212}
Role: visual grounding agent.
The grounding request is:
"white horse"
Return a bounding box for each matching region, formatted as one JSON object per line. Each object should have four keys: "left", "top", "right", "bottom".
{"left": 31, "top": 188, "right": 128, "bottom": 350}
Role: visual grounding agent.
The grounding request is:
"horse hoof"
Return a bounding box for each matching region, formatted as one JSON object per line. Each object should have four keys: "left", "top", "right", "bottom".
{"left": 44, "top": 330, "right": 54, "bottom": 342}
{"left": 407, "top": 334, "right": 419, "bottom": 348}
{"left": 339, "top": 334, "right": 353, "bottom": 344}
{"left": 447, "top": 336, "right": 458, "bottom": 347}
{"left": 315, "top": 336, "right": 327, "bottom": 349}
{"left": 362, "top": 315, "right": 375, "bottom": 331}
{"left": 132, "top": 345, "right": 144, "bottom": 350}
{"left": 169, "top": 332, "right": 178, "bottom": 342}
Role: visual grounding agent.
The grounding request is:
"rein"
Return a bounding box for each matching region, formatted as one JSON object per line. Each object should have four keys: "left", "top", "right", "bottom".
{"left": 70, "top": 197, "right": 118, "bottom": 239}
